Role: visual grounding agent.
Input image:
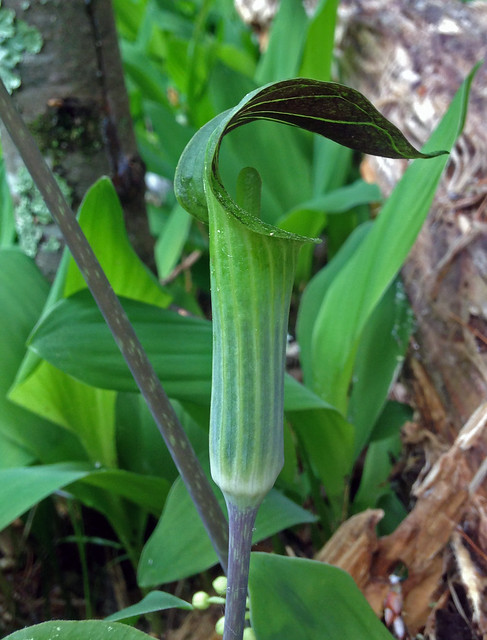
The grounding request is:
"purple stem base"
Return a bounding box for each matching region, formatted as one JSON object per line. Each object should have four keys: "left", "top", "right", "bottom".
{"left": 223, "top": 500, "right": 259, "bottom": 640}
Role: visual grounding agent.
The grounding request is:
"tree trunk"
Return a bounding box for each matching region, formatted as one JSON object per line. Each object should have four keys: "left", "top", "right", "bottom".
{"left": 1, "top": 0, "right": 152, "bottom": 278}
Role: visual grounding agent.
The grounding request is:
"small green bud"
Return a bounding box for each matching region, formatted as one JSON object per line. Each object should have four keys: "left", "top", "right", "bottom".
{"left": 192, "top": 591, "right": 210, "bottom": 610}
{"left": 212, "top": 575, "right": 228, "bottom": 596}
{"left": 243, "top": 628, "right": 256, "bottom": 640}
{"left": 215, "top": 615, "right": 225, "bottom": 635}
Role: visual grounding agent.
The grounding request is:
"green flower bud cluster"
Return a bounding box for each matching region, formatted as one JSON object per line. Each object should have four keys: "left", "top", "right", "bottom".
{"left": 192, "top": 576, "right": 255, "bottom": 638}
{"left": 191, "top": 576, "right": 228, "bottom": 610}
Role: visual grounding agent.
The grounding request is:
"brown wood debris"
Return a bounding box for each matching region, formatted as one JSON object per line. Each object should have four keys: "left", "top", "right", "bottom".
{"left": 317, "top": 404, "right": 487, "bottom": 638}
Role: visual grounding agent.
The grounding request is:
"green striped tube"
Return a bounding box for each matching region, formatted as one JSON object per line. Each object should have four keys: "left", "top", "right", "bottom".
{"left": 208, "top": 178, "right": 303, "bottom": 509}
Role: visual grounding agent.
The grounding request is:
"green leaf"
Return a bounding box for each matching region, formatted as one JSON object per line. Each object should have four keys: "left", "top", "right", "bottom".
{"left": 154, "top": 202, "right": 192, "bottom": 279}
{"left": 353, "top": 434, "right": 402, "bottom": 513}
{"left": 249, "top": 553, "right": 394, "bottom": 640}
{"left": 281, "top": 179, "right": 382, "bottom": 220}
{"left": 63, "top": 178, "right": 169, "bottom": 305}
{"left": 138, "top": 480, "right": 316, "bottom": 587}
{"left": 121, "top": 40, "right": 170, "bottom": 106}
{"left": 0, "top": 462, "right": 92, "bottom": 532}
{"left": 0, "top": 158, "right": 14, "bottom": 246}
{"left": 9, "top": 179, "right": 169, "bottom": 467}
{"left": 105, "top": 590, "right": 192, "bottom": 622}
{"left": 298, "top": 222, "right": 372, "bottom": 384}
{"left": 28, "top": 290, "right": 213, "bottom": 404}
{"left": 0, "top": 249, "right": 82, "bottom": 465}
{"left": 3, "top": 620, "right": 153, "bottom": 640}
{"left": 76, "top": 469, "right": 170, "bottom": 517}
{"left": 290, "top": 408, "right": 354, "bottom": 509}
{"left": 28, "top": 288, "right": 336, "bottom": 415}
{"left": 370, "top": 400, "right": 413, "bottom": 442}
{"left": 0, "top": 461, "right": 171, "bottom": 533}
{"left": 348, "top": 278, "right": 414, "bottom": 458}
{"left": 306, "top": 67, "right": 476, "bottom": 411}
{"left": 255, "top": 1, "right": 308, "bottom": 84}
{"left": 299, "top": 0, "right": 339, "bottom": 82}
{"left": 143, "top": 100, "right": 195, "bottom": 174}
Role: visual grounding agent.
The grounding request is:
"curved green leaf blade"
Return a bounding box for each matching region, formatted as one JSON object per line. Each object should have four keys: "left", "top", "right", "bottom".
{"left": 0, "top": 462, "right": 170, "bottom": 533}
{"left": 3, "top": 620, "right": 153, "bottom": 640}
{"left": 249, "top": 553, "right": 394, "bottom": 640}
{"left": 308, "top": 66, "right": 477, "bottom": 411}
{"left": 28, "top": 290, "right": 213, "bottom": 404}
{"left": 105, "top": 591, "right": 192, "bottom": 623}
{"left": 0, "top": 462, "right": 92, "bottom": 532}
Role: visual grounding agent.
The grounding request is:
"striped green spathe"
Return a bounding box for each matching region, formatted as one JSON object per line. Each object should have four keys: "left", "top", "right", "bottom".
{"left": 207, "top": 181, "right": 304, "bottom": 508}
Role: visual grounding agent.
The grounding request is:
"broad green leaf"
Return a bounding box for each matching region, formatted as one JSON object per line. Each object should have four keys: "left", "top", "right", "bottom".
{"left": 277, "top": 181, "right": 379, "bottom": 284}
{"left": 28, "top": 290, "right": 212, "bottom": 403}
{"left": 115, "top": 392, "right": 177, "bottom": 480}
{"left": 352, "top": 402, "right": 412, "bottom": 517}
{"left": 282, "top": 179, "right": 382, "bottom": 220}
{"left": 3, "top": 620, "right": 153, "bottom": 640}
{"left": 138, "top": 480, "right": 316, "bottom": 586}
{"left": 76, "top": 469, "right": 170, "bottom": 517}
{"left": 0, "top": 462, "right": 92, "bottom": 532}
{"left": 112, "top": 0, "right": 145, "bottom": 41}
{"left": 0, "top": 462, "right": 170, "bottom": 533}
{"left": 298, "top": 222, "right": 372, "bottom": 384}
{"left": 63, "top": 178, "right": 169, "bottom": 305}
{"left": 308, "top": 67, "right": 476, "bottom": 412}
{"left": 348, "top": 278, "right": 414, "bottom": 458}
{"left": 0, "top": 435, "right": 33, "bottom": 469}
{"left": 248, "top": 553, "right": 394, "bottom": 640}
{"left": 175, "top": 79, "right": 442, "bottom": 226}
{"left": 0, "top": 249, "right": 82, "bottom": 465}
{"left": 143, "top": 100, "right": 195, "bottom": 174}
{"left": 277, "top": 179, "right": 381, "bottom": 235}
{"left": 10, "top": 367, "right": 117, "bottom": 467}
{"left": 312, "top": 137, "right": 354, "bottom": 196}
{"left": 105, "top": 590, "right": 192, "bottom": 623}
{"left": 370, "top": 400, "right": 413, "bottom": 442}
{"left": 352, "top": 433, "right": 404, "bottom": 529}
{"left": 9, "top": 179, "right": 169, "bottom": 467}
{"left": 28, "top": 288, "right": 337, "bottom": 414}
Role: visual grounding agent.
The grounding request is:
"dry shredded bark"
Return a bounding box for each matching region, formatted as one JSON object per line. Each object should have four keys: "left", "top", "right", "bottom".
{"left": 317, "top": 404, "right": 487, "bottom": 638}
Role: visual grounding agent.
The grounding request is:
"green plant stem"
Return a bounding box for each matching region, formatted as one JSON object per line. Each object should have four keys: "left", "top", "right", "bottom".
{"left": 223, "top": 501, "right": 258, "bottom": 640}
{"left": 67, "top": 499, "right": 92, "bottom": 618}
{"left": 0, "top": 79, "right": 228, "bottom": 574}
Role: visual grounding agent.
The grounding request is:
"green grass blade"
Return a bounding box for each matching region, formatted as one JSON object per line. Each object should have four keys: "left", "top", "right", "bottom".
{"left": 306, "top": 66, "right": 478, "bottom": 412}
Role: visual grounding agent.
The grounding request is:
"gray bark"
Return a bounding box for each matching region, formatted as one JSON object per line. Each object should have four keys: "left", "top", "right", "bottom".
{"left": 1, "top": 0, "right": 152, "bottom": 278}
